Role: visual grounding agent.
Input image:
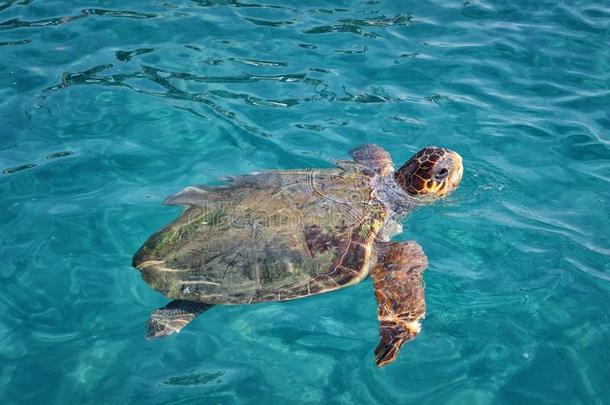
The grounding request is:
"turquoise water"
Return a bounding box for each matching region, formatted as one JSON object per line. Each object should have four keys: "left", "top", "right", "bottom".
{"left": 1, "top": 0, "right": 609, "bottom": 403}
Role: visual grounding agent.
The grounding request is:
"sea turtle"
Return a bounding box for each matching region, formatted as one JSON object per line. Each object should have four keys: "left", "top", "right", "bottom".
{"left": 132, "top": 144, "right": 463, "bottom": 367}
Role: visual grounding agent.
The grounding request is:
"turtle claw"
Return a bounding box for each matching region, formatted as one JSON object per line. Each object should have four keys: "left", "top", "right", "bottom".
{"left": 374, "top": 329, "right": 408, "bottom": 367}
{"left": 375, "top": 339, "right": 402, "bottom": 368}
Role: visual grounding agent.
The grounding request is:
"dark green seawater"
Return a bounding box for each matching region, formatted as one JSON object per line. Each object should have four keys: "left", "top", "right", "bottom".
{"left": 1, "top": 0, "right": 609, "bottom": 403}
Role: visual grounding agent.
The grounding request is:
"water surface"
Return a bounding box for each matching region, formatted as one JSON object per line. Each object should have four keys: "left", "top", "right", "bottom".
{"left": 1, "top": 0, "right": 609, "bottom": 403}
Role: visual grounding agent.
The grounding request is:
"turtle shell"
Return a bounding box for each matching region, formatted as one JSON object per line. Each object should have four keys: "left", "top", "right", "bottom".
{"left": 132, "top": 165, "right": 388, "bottom": 304}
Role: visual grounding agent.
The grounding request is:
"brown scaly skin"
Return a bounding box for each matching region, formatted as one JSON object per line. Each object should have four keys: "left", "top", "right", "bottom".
{"left": 395, "top": 146, "right": 463, "bottom": 197}
{"left": 132, "top": 144, "right": 463, "bottom": 367}
{"left": 371, "top": 242, "right": 427, "bottom": 367}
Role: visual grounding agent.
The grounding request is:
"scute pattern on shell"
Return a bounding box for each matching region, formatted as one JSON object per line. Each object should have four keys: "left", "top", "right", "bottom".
{"left": 133, "top": 166, "right": 388, "bottom": 304}
{"left": 396, "top": 147, "right": 447, "bottom": 195}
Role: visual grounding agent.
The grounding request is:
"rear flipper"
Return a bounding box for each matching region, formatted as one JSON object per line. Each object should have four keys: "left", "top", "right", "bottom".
{"left": 146, "top": 300, "right": 213, "bottom": 339}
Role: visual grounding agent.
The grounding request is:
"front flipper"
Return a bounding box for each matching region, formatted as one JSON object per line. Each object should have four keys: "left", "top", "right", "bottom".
{"left": 371, "top": 241, "right": 428, "bottom": 367}
{"left": 349, "top": 144, "right": 394, "bottom": 176}
{"left": 146, "top": 300, "right": 213, "bottom": 339}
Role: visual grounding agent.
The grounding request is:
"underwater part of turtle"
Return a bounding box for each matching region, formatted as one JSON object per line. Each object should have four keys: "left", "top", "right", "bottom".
{"left": 132, "top": 144, "right": 463, "bottom": 367}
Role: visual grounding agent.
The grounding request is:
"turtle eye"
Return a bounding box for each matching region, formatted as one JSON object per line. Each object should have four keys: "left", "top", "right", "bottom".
{"left": 435, "top": 168, "right": 449, "bottom": 180}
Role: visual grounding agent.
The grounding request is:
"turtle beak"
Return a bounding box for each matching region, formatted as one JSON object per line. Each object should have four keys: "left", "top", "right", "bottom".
{"left": 448, "top": 152, "right": 463, "bottom": 191}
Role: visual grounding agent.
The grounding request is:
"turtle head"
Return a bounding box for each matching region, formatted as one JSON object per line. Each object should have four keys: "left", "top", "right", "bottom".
{"left": 395, "top": 146, "right": 463, "bottom": 200}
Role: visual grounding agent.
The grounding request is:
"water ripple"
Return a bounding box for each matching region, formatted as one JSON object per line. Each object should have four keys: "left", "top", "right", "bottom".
{"left": 0, "top": 8, "right": 157, "bottom": 31}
